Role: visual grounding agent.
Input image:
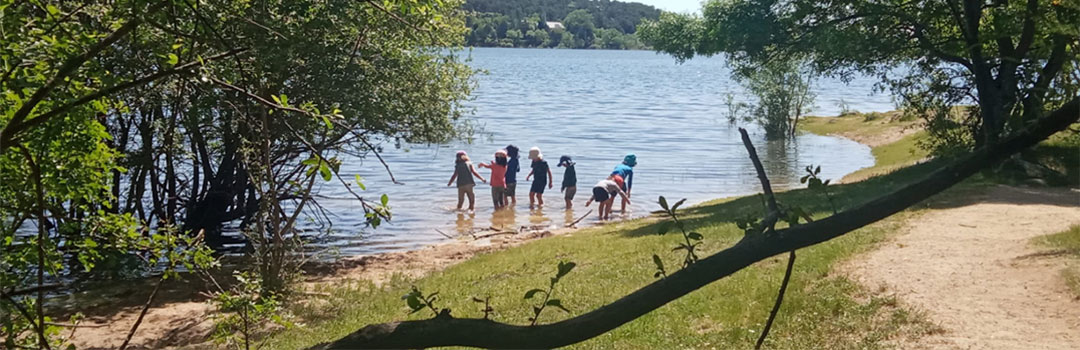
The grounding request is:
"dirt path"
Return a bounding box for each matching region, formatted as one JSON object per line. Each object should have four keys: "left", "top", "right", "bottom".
{"left": 848, "top": 185, "right": 1080, "bottom": 349}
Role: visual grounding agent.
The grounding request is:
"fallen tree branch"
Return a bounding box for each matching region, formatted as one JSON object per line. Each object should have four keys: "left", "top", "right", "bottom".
{"left": 566, "top": 210, "right": 593, "bottom": 227}
{"left": 473, "top": 231, "right": 518, "bottom": 240}
{"left": 312, "top": 97, "right": 1079, "bottom": 349}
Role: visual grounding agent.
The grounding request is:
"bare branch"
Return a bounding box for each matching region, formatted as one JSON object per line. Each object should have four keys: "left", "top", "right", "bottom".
{"left": 4, "top": 48, "right": 249, "bottom": 149}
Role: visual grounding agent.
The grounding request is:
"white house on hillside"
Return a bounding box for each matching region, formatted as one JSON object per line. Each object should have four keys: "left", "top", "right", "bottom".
{"left": 545, "top": 21, "right": 565, "bottom": 30}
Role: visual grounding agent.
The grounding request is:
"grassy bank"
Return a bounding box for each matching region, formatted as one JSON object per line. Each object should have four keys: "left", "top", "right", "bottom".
{"left": 264, "top": 127, "right": 958, "bottom": 349}
{"left": 800, "top": 111, "right": 930, "bottom": 182}
{"left": 1033, "top": 225, "right": 1080, "bottom": 297}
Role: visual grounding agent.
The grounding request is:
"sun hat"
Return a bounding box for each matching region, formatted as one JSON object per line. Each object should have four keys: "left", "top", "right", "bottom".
{"left": 558, "top": 155, "right": 573, "bottom": 167}
{"left": 623, "top": 153, "right": 637, "bottom": 167}
{"left": 495, "top": 149, "right": 507, "bottom": 158}
{"left": 457, "top": 150, "right": 467, "bottom": 156}
{"left": 528, "top": 147, "right": 542, "bottom": 161}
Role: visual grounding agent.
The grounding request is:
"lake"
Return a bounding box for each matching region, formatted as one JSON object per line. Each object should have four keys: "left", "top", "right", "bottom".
{"left": 309, "top": 48, "right": 896, "bottom": 256}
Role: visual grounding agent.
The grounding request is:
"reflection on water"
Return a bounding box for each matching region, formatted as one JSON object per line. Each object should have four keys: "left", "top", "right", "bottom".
{"left": 302, "top": 48, "right": 890, "bottom": 256}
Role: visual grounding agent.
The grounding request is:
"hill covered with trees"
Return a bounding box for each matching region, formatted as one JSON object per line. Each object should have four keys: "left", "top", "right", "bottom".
{"left": 463, "top": 0, "right": 661, "bottom": 49}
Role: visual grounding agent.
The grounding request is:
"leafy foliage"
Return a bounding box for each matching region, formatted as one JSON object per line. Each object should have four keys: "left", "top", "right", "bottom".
{"left": 639, "top": 0, "right": 1080, "bottom": 149}
{"left": 800, "top": 165, "right": 837, "bottom": 214}
{"left": 211, "top": 271, "right": 292, "bottom": 350}
{"left": 1, "top": 0, "right": 473, "bottom": 346}
{"left": 463, "top": 0, "right": 658, "bottom": 49}
{"left": 524, "top": 260, "right": 576, "bottom": 325}
{"left": 403, "top": 286, "right": 442, "bottom": 317}
{"left": 656, "top": 196, "right": 702, "bottom": 267}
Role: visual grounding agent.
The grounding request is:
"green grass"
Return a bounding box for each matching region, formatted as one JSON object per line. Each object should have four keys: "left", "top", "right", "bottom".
{"left": 800, "top": 112, "right": 930, "bottom": 182}
{"left": 1032, "top": 225, "right": 1080, "bottom": 297}
{"left": 265, "top": 160, "right": 961, "bottom": 349}
{"left": 845, "top": 132, "right": 931, "bottom": 182}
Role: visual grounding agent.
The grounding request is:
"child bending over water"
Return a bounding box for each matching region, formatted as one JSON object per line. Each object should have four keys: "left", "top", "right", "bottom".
{"left": 477, "top": 149, "right": 509, "bottom": 210}
{"left": 525, "top": 147, "right": 553, "bottom": 209}
{"left": 585, "top": 175, "right": 630, "bottom": 220}
{"left": 611, "top": 154, "right": 636, "bottom": 213}
{"left": 447, "top": 151, "right": 486, "bottom": 211}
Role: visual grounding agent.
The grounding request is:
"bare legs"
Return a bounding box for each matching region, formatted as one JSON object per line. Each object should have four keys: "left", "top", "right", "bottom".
{"left": 529, "top": 192, "right": 544, "bottom": 209}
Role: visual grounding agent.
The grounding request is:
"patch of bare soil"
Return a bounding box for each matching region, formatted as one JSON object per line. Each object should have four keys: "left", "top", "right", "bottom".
{"left": 846, "top": 185, "right": 1080, "bottom": 349}
{"left": 66, "top": 224, "right": 574, "bottom": 349}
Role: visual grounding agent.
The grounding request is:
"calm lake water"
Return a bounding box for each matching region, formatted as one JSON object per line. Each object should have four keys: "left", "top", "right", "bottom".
{"left": 310, "top": 48, "right": 895, "bottom": 255}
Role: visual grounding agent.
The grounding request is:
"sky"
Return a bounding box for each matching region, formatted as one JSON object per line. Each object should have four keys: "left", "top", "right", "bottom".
{"left": 632, "top": 0, "right": 702, "bottom": 13}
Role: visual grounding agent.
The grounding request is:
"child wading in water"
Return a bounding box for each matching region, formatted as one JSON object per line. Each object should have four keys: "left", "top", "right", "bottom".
{"left": 584, "top": 175, "right": 630, "bottom": 220}
{"left": 611, "top": 154, "right": 636, "bottom": 213}
{"left": 446, "top": 151, "right": 486, "bottom": 211}
{"left": 558, "top": 155, "right": 577, "bottom": 209}
{"left": 503, "top": 145, "right": 521, "bottom": 207}
{"left": 477, "top": 150, "right": 509, "bottom": 210}
{"left": 524, "top": 147, "right": 553, "bottom": 209}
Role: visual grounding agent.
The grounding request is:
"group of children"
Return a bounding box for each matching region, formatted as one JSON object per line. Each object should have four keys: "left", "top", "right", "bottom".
{"left": 447, "top": 145, "right": 637, "bottom": 221}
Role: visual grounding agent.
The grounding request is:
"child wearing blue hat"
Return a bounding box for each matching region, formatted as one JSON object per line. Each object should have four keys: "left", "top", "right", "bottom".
{"left": 558, "top": 155, "right": 577, "bottom": 209}
{"left": 611, "top": 154, "right": 636, "bottom": 213}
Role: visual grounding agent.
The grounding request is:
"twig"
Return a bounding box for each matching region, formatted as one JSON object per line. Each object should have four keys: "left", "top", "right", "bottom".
{"left": 434, "top": 229, "right": 454, "bottom": 239}
{"left": 566, "top": 210, "right": 593, "bottom": 227}
{"left": 473, "top": 231, "right": 517, "bottom": 240}
{"left": 738, "top": 128, "right": 780, "bottom": 227}
{"left": 119, "top": 275, "right": 166, "bottom": 350}
{"left": 756, "top": 250, "right": 796, "bottom": 350}
{"left": 47, "top": 321, "right": 106, "bottom": 328}
{"left": 738, "top": 127, "right": 796, "bottom": 350}
{"left": 0, "top": 283, "right": 64, "bottom": 299}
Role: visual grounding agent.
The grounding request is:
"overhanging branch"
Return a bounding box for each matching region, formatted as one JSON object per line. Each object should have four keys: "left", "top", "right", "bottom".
{"left": 313, "top": 97, "right": 1078, "bottom": 349}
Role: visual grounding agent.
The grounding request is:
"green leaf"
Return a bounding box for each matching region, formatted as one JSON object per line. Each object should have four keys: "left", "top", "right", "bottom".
{"left": 319, "top": 163, "right": 332, "bottom": 181}
{"left": 167, "top": 53, "right": 178, "bottom": 65}
{"left": 355, "top": 175, "right": 366, "bottom": 190}
{"left": 381, "top": 194, "right": 389, "bottom": 206}
{"left": 799, "top": 175, "right": 809, "bottom": 184}
{"left": 321, "top": 115, "right": 333, "bottom": 129}
{"left": 815, "top": 165, "right": 821, "bottom": 175}
{"left": 658, "top": 196, "right": 669, "bottom": 211}
{"left": 46, "top": 4, "right": 60, "bottom": 15}
{"left": 671, "top": 198, "right": 686, "bottom": 212}
{"left": 524, "top": 288, "right": 545, "bottom": 299}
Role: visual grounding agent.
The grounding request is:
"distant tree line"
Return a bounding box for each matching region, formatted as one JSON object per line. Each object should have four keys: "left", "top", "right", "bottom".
{"left": 463, "top": 0, "right": 661, "bottom": 49}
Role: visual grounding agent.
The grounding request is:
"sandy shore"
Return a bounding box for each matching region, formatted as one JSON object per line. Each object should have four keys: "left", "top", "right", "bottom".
{"left": 65, "top": 216, "right": 597, "bottom": 349}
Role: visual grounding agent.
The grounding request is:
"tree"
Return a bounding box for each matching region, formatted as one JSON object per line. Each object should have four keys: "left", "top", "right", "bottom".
{"left": 638, "top": 0, "right": 1079, "bottom": 151}
{"left": 563, "top": 9, "right": 597, "bottom": 48}
{"left": 1, "top": 0, "right": 472, "bottom": 346}
{"left": 526, "top": 29, "right": 551, "bottom": 47}
{"left": 506, "top": 29, "right": 525, "bottom": 47}
{"left": 739, "top": 61, "right": 816, "bottom": 139}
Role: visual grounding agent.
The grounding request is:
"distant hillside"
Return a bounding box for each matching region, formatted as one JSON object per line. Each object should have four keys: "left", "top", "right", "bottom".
{"left": 462, "top": 0, "right": 662, "bottom": 49}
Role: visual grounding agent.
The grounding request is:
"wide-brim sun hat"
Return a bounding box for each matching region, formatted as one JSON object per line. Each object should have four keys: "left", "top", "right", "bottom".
{"left": 623, "top": 153, "right": 637, "bottom": 167}
{"left": 558, "top": 155, "right": 573, "bottom": 167}
{"left": 528, "top": 147, "right": 542, "bottom": 160}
